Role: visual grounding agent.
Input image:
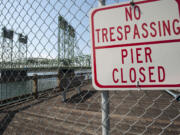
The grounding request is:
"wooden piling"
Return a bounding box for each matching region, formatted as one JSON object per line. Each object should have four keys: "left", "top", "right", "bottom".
{"left": 32, "top": 74, "right": 38, "bottom": 99}
{"left": 58, "top": 69, "right": 75, "bottom": 102}
{"left": 57, "top": 70, "right": 62, "bottom": 91}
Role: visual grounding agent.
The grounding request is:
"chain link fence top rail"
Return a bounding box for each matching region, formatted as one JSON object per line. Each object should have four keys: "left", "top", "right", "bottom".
{"left": 0, "top": 0, "right": 180, "bottom": 135}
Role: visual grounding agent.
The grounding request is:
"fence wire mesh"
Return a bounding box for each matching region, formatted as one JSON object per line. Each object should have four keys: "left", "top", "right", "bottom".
{"left": 0, "top": 0, "right": 180, "bottom": 135}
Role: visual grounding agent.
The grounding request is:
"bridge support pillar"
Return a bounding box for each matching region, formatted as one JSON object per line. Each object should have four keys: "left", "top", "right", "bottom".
{"left": 58, "top": 68, "right": 75, "bottom": 102}
{"left": 32, "top": 74, "right": 38, "bottom": 99}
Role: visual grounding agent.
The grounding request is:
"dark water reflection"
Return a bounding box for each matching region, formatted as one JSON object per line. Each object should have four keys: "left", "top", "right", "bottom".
{"left": 0, "top": 72, "right": 57, "bottom": 100}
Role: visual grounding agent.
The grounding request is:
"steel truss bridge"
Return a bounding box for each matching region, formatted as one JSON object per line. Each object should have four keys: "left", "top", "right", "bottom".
{"left": 0, "top": 55, "right": 91, "bottom": 71}
{"left": 0, "top": 17, "right": 91, "bottom": 72}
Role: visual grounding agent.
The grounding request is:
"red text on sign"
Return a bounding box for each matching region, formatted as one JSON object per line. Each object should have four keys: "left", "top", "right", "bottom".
{"left": 112, "top": 66, "right": 165, "bottom": 84}
{"left": 121, "top": 47, "right": 152, "bottom": 64}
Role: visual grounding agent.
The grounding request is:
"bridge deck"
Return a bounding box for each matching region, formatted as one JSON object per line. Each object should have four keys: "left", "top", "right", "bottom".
{"left": 0, "top": 84, "right": 180, "bottom": 135}
{"left": 0, "top": 66, "right": 91, "bottom": 72}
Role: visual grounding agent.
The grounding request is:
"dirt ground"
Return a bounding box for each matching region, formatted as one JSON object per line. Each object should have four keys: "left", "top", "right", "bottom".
{"left": 0, "top": 83, "right": 180, "bottom": 135}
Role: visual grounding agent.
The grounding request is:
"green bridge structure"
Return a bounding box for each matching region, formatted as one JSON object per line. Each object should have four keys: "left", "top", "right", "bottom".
{"left": 0, "top": 16, "right": 91, "bottom": 82}
{"left": 0, "top": 56, "right": 91, "bottom": 71}
{"left": 0, "top": 16, "right": 91, "bottom": 72}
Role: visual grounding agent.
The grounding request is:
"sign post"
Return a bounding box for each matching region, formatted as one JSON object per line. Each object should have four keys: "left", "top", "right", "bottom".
{"left": 90, "top": 0, "right": 180, "bottom": 90}
{"left": 98, "top": 1, "right": 110, "bottom": 135}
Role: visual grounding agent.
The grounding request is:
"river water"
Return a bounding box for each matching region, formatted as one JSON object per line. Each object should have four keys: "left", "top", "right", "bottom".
{"left": 0, "top": 72, "right": 58, "bottom": 100}
{"left": 0, "top": 70, "right": 91, "bottom": 101}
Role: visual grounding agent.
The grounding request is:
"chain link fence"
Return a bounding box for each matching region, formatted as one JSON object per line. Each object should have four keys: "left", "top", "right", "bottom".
{"left": 0, "top": 0, "right": 180, "bottom": 135}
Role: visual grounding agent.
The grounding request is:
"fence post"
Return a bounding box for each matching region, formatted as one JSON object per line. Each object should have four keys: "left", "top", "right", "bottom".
{"left": 57, "top": 70, "right": 66, "bottom": 101}
{"left": 32, "top": 74, "right": 38, "bottom": 99}
{"left": 57, "top": 70, "right": 61, "bottom": 91}
{"left": 98, "top": 1, "right": 110, "bottom": 135}
{"left": 101, "top": 91, "right": 110, "bottom": 135}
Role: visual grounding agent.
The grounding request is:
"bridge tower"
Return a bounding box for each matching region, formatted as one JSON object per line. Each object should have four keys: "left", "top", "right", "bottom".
{"left": 1, "top": 28, "right": 28, "bottom": 81}
{"left": 1, "top": 27, "right": 14, "bottom": 68}
{"left": 18, "top": 34, "right": 28, "bottom": 68}
{"left": 58, "top": 16, "right": 75, "bottom": 66}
